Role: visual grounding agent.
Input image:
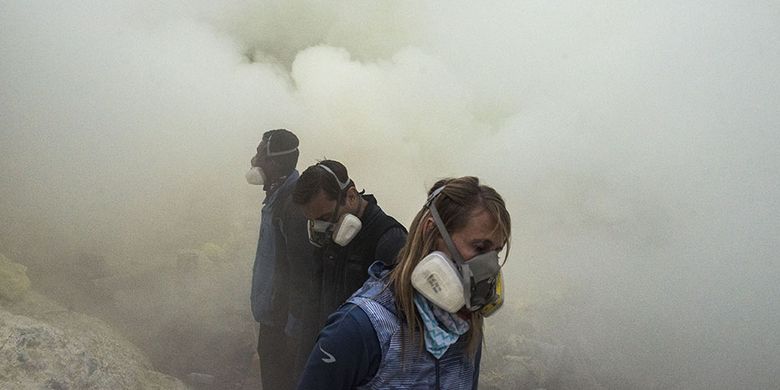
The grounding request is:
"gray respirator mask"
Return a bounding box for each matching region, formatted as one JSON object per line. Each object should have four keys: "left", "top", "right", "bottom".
{"left": 306, "top": 164, "right": 362, "bottom": 248}
{"left": 307, "top": 203, "right": 362, "bottom": 248}
{"left": 411, "top": 187, "right": 504, "bottom": 316}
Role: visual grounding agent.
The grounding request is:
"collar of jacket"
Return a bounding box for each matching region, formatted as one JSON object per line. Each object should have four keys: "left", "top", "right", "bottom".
{"left": 263, "top": 170, "right": 299, "bottom": 205}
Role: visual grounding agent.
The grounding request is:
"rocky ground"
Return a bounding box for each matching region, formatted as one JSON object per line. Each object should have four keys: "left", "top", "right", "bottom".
{"left": 2, "top": 247, "right": 260, "bottom": 390}
{"left": 2, "top": 246, "right": 628, "bottom": 390}
{"left": 1, "top": 254, "right": 188, "bottom": 389}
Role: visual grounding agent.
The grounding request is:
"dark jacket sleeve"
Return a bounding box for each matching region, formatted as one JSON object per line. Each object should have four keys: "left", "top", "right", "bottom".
{"left": 278, "top": 196, "right": 322, "bottom": 374}
{"left": 280, "top": 199, "right": 320, "bottom": 332}
{"left": 297, "top": 304, "right": 381, "bottom": 390}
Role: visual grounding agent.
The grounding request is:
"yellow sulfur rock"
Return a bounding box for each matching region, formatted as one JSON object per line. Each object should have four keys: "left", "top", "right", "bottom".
{"left": 0, "top": 253, "right": 31, "bottom": 301}
{"left": 200, "top": 242, "right": 226, "bottom": 262}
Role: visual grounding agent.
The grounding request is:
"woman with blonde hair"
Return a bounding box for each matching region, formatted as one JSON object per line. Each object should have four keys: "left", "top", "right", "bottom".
{"left": 297, "top": 176, "right": 511, "bottom": 390}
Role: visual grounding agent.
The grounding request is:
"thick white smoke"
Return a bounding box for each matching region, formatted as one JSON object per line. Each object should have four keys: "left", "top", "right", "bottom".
{"left": 2, "top": 1, "right": 778, "bottom": 388}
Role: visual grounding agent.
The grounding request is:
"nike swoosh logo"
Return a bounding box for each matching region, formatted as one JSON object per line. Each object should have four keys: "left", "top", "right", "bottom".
{"left": 320, "top": 343, "right": 336, "bottom": 363}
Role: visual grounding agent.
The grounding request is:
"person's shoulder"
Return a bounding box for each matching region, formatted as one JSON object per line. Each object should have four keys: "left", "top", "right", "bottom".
{"left": 373, "top": 225, "right": 406, "bottom": 265}
{"left": 299, "top": 303, "right": 382, "bottom": 389}
{"left": 275, "top": 189, "right": 303, "bottom": 218}
{"left": 365, "top": 202, "right": 405, "bottom": 232}
{"left": 381, "top": 224, "right": 407, "bottom": 238}
{"left": 324, "top": 303, "right": 374, "bottom": 335}
{"left": 317, "top": 303, "right": 379, "bottom": 361}
{"left": 369, "top": 198, "right": 405, "bottom": 232}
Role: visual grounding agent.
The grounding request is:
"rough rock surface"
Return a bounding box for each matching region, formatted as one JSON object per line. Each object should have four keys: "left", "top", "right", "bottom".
{"left": 0, "top": 253, "right": 31, "bottom": 301}
{"left": 1, "top": 292, "right": 188, "bottom": 390}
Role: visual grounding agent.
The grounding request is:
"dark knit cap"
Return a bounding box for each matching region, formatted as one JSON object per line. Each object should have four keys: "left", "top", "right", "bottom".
{"left": 262, "top": 129, "right": 299, "bottom": 156}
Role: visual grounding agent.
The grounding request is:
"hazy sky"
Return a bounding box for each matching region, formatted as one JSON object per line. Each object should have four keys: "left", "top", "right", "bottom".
{"left": 2, "top": 1, "right": 779, "bottom": 388}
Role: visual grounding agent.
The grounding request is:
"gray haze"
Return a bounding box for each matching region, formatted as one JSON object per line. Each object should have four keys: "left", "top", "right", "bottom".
{"left": 2, "top": 1, "right": 779, "bottom": 389}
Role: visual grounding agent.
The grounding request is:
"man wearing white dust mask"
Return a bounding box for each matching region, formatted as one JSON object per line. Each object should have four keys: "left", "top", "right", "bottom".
{"left": 291, "top": 160, "right": 407, "bottom": 331}
{"left": 297, "top": 176, "right": 511, "bottom": 390}
{"left": 247, "top": 129, "right": 317, "bottom": 390}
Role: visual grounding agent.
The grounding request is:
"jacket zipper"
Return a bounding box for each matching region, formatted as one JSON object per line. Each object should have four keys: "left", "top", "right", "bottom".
{"left": 435, "top": 358, "right": 440, "bottom": 390}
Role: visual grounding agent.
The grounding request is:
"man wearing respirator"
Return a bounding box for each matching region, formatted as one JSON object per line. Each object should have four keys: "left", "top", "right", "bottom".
{"left": 246, "top": 129, "right": 318, "bottom": 389}
{"left": 292, "top": 160, "right": 407, "bottom": 329}
{"left": 297, "top": 176, "right": 510, "bottom": 390}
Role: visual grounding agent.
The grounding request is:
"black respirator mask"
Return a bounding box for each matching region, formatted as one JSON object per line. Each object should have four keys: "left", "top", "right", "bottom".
{"left": 410, "top": 187, "right": 504, "bottom": 316}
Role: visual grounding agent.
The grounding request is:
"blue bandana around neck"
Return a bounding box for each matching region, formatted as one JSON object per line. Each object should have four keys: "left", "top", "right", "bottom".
{"left": 413, "top": 293, "right": 470, "bottom": 359}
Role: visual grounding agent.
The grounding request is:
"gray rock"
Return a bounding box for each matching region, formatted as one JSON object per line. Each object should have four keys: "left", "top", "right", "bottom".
{"left": 1, "top": 294, "right": 188, "bottom": 389}
{"left": 0, "top": 253, "right": 31, "bottom": 301}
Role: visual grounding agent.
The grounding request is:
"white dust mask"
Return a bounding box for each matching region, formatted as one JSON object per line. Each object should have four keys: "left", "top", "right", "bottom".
{"left": 245, "top": 166, "right": 266, "bottom": 186}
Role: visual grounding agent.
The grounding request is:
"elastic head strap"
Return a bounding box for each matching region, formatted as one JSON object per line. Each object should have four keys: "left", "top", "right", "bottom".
{"left": 425, "top": 186, "right": 446, "bottom": 208}
{"left": 425, "top": 186, "right": 474, "bottom": 310}
{"left": 317, "top": 164, "right": 351, "bottom": 190}
{"left": 265, "top": 134, "right": 299, "bottom": 157}
{"left": 427, "top": 201, "right": 463, "bottom": 266}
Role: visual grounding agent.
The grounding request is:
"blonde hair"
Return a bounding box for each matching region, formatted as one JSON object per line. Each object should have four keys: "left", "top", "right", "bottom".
{"left": 387, "top": 176, "right": 511, "bottom": 357}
